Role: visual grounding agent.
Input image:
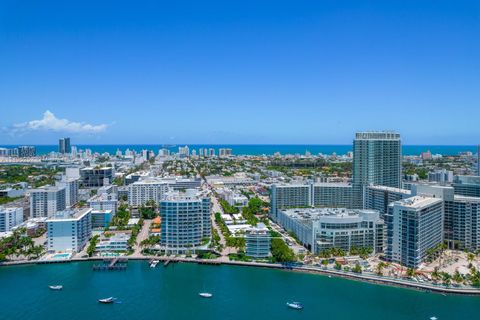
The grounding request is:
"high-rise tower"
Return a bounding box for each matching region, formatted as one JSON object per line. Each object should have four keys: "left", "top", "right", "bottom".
{"left": 352, "top": 131, "right": 402, "bottom": 208}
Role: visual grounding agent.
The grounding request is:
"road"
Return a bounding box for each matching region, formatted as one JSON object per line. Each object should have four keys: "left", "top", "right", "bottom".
{"left": 133, "top": 219, "right": 153, "bottom": 256}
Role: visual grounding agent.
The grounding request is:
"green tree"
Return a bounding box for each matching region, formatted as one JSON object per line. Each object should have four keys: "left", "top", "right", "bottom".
{"left": 270, "top": 238, "right": 295, "bottom": 263}
{"left": 87, "top": 235, "right": 100, "bottom": 257}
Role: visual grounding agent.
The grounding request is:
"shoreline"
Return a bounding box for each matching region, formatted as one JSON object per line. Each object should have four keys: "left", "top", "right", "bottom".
{"left": 2, "top": 256, "right": 479, "bottom": 296}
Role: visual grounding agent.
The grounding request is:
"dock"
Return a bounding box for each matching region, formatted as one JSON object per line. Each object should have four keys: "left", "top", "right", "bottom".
{"left": 93, "top": 258, "right": 128, "bottom": 271}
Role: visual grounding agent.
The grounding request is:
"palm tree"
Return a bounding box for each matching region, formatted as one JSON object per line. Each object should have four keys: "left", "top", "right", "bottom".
{"left": 431, "top": 267, "right": 440, "bottom": 282}
{"left": 452, "top": 270, "right": 463, "bottom": 285}
{"left": 406, "top": 268, "right": 415, "bottom": 278}
{"left": 441, "top": 272, "right": 452, "bottom": 287}
{"left": 467, "top": 252, "right": 475, "bottom": 263}
{"left": 376, "top": 262, "right": 386, "bottom": 276}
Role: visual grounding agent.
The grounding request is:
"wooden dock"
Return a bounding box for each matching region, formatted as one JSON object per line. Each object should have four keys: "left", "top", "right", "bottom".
{"left": 93, "top": 258, "right": 128, "bottom": 271}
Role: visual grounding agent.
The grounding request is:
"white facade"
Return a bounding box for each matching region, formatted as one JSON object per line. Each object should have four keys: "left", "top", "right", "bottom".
{"left": 88, "top": 193, "right": 118, "bottom": 214}
{"left": 46, "top": 208, "right": 92, "bottom": 253}
{"left": 56, "top": 177, "right": 80, "bottom": 208}
{"left": 386, "top": 196, "right": 444, "bottom": 268}
{"left": 96, "top": 233, "right": 130, "bottom": 252}
{"left": 29, "top": 186, "right": 66, "bottom": 218}
{"left": 0, "top": 207, "right": 23, "bottom": 232}
{"left": 128, "top": 178, "right": 170, "bottom": 207}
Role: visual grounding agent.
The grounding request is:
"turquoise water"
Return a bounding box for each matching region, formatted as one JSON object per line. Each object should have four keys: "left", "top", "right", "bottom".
{"left": 1, "top": 144, "right": 478, "bottom": 156}
{"left": 0, "top": 261, "right": 478, "bottom": 320}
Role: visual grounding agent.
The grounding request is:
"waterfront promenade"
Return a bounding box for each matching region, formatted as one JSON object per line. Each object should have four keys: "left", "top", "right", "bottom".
{"left": 2, "top": 255, "right": 480, "bottom": 296}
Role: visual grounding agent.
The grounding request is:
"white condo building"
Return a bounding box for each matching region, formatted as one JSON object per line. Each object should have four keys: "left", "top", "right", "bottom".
{"left": 56, "top": 176, "right": 80, "bottom": 208}
{"left": 88, "top": 192, "right": 118, "bottom": 214}
{"left": 46, "top": 208, "right": 92, "bottom": 253}
{"left": 277, "top": 207, "right": 384, "bottom": 254}
{"left": 0, "top": 207, "right": 23, "bottom": 232}
{"left": 385, "top": 196, "right": 444, "bottom": 268}
{"left": 128, "top": 178, "right": 170, "bottom": 207}
{"left": 29, "top": 186, "right": 67, "bottom": 218}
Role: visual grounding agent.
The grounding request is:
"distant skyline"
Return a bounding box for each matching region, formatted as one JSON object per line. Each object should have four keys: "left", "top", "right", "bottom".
{"left": 1, "top": 1, "right": 479, "bottom": 145}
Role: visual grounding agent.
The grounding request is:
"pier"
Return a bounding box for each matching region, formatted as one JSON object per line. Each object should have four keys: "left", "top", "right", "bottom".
{"left": 93, "top": 258, "right": 128, "bottom": 271}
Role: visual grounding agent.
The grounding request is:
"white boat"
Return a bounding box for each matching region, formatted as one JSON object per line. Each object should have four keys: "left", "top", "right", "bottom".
{"left": 199, "top": 292, "right": 213, "bottom": 298}
{"left": 286, "top": 302, "right": 303, "bottom": 310}
{"left": 48, "top": 285, "right": 63, "bottom": 290}
{"left": 98, "top": 297, "right": 116, "bottom": 304}
{"left": 150, "top": 260, "right": 159, "bottom": 268}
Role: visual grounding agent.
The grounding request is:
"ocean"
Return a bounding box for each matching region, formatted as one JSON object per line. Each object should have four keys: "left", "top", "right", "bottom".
{"left": 0, "top": 261, "right": 477, "bottom": 320}
{"left": 1, "top": 144, "right": 478, "bottom": 156}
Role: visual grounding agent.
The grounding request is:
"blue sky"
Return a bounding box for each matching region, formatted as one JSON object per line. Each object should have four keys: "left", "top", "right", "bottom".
{"left": 0, "top": 0, "right": 479, "bottom": 145}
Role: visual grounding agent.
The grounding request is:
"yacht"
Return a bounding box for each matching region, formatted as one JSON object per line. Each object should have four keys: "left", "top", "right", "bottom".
{"left": 48, "top": 285, "right": 63, "bottom": 290}
{"left": 198, "top": 292, "right": 213, "bottom": 298}
{"left": 98, "top": 297, "right": 116, "bottom": 304}
{"left": 286, "top": 302, "right": 303, "bottom": 310}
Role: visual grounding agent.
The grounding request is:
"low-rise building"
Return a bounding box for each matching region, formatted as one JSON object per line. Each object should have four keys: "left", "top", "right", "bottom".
{"left": 245, "top": 223, "right": 271, "bottom": 258}
{"left": 88, "top": 192, "right": 118, "bottom": 214}
{"left": 95, "top": 233, "right": 130, "bottom": 252}
{"left": 91, "top": 210, "right": 114, "bottom": 229}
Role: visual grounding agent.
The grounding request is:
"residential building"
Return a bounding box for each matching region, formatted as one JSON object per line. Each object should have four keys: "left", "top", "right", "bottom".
{"left": 352, "top": 131, "right": 402, "bottom": 208}
{"left": 277, "top": 208, "right": 384, "bottom": 254}
{"left": 17, "top": 146, "right": 36, "bottom": 157}
{"left": 453, "top": 175, "right": 480, "bottom": 197}
{"left": 160, "top": 189, "right": 211, "bottom": 253}
{"left": 428, "top": 169, "right": 453, "bottom": 184}
{"left": 412, "top": 183, "right": 480, "bottom": 252}
{"left": 270, "top": 182, "right": 354, "bottom": 219}
{"left": 0, "top": 207, "right": 23, "bottom": 232}
{"left": 270, "top": 184, "right": 311, "bottom": 220}
{"left": 128, "top": 178, "right": 170, "bottom": 207}
{"left": 91, "top": 209, "right": 114, "bottom": 229}
{"left": 58, "top": 137, "right": 71, "bottom": 154}
{"left": 312, "top": 183, "right": 353, "bottom": 208}
{"left": 385, "top": 196, "right": 444, "bottom": 268}
{"left": 0, "top": 182, "right": 28, "bottom": 198}
{"left": 29, "top": 186, "right": 66, "bottom": 218}
{"left": 55, "top": 177, "right": 79, "bottom": 208}
{"left": 80, "top": 167, "right": 114, "bottom": 187}
{"left": 88, "top": 192, "right": 118, "bottom": 214}
{"left": 364, "top": 185, "right": 411, "bottom": 216}
{"left": 245, "top": 223, "right": 271, "bottom": 258}
{"left": 219, "top": 148, "right": 233, "bottom": 157}
{"left": 46, "top": 208, "right": 92, "bottom": 253}
{"left": 218, "top": 188, "right": 248, "bottom": 209}
{"left": 95, "top": 233, "right": 130, "bottom": 252}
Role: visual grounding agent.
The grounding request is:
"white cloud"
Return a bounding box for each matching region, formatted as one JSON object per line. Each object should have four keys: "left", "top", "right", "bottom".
{"left": 12, "top": 110, "right": 108, "bottom": 134}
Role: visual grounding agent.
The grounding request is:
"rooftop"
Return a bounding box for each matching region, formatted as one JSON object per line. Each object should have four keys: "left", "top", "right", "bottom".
{"left": 391, "top": 196, "right": 442, "bottom": 209}
{"left": 46, "top": 208, "right": 92, "bottom": 222}
{"left": 367, "top": 185, "right": 411, "bottom": 195}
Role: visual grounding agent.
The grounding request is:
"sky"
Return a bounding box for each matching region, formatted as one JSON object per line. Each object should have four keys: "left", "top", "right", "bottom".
{"left": 0, "top": 0, "right": 479, "bottom": 145}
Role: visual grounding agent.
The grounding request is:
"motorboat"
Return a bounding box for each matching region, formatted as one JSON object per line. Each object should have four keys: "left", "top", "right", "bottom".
{"left": 98, "top": 297, "right": 116, "bottom": 304}
{"left": 286, "top": 302, "right": 303, "bottom": 310}
{"left": 198, "top": 292, "right": 213, "bottom": 298}
{"left": 48, "top": 285, "right": 63, "bottom": 290}
{"left": 150, "top": 260, "right": 159, "bottom": 268}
